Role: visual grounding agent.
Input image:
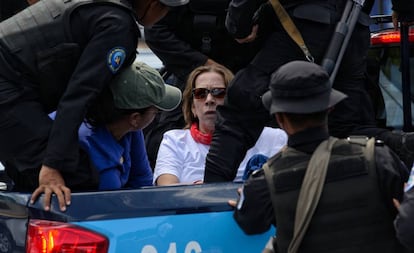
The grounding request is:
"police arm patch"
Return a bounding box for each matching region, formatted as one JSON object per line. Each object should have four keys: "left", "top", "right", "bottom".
{"left": 107, "top": 47, "right": 126, "bottom": 73}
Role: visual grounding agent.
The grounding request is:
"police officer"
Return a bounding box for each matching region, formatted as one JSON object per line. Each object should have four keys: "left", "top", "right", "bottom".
{"left": 144, "top": 0, "right": 266, "bottom": 83}
{"left": 0, "top": 0, "right": 189, "bottom": 211}
{"left": 204, "top": 0, "right": 414, "bottom": 182}
{"left": 229, "top": 61, "right": 410, "bottom": 253}
{"left": 142, "top": 0, "right": 267, "bottom": 168}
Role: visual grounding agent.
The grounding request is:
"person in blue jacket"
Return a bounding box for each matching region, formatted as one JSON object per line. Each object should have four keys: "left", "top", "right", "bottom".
{"left": 79, "top": 61, "right": 182, "bottom": 190}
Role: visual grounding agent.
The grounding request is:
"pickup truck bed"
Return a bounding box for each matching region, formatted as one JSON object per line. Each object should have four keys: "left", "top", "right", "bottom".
{"left": 0, "top": 182, "right": 274, "bottom": 253}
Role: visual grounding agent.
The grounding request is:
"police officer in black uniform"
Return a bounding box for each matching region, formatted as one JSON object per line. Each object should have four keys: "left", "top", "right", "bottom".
{"left": 142, "top": 0, "right": 267, "bottom": 168}
{"left": 0, "top": 0, "right": 189, "bottom": 211}
{"left": 230, "top": 61, "right": 410, "bottom": 253}
{"left": 204, "top": 0, "right": 414, "bottom": 182}
{"left": 144, "top": 0, "right": 266, "bottom": 83}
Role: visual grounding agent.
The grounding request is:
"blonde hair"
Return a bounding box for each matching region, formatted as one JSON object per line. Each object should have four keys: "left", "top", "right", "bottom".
{"left": 182, "top": 65, "right": 234, "bottom": 129}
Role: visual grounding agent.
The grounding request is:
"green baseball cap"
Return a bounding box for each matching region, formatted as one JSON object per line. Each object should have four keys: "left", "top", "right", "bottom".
{"left": 110, "top": 61, "right": 182, "bottom": 111}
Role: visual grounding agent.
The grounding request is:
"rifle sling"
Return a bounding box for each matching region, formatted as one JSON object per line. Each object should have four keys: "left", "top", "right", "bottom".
{"left": 268, "top": 0, "right": 314, "bottom": 62}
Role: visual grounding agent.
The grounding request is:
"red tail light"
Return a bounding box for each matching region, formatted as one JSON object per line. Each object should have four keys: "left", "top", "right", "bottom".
{"left": 26, "top": 219, "right": 109, "bottom": 253}
{"left": 371, "top": 28, "right": 414, "bottom": 45}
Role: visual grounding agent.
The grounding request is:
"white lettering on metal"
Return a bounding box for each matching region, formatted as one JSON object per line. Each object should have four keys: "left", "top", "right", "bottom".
{"left": 141, "top": 241, "right": 202, "bottom": 253}
{"left": 141, "top": 245, "right": 157, "bottom": 253}
{"left": 185, "top": 241, "right": 202, "bottom": 253}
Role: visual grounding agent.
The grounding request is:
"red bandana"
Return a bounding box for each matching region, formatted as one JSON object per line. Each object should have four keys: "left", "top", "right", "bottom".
{"left": 190, "top": 122, "right": 212, "bottom": 145}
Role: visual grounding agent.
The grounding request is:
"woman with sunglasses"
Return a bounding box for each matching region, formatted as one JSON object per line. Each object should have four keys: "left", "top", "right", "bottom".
{"left": 153, "top": 65, "right": 287, "bottom": 185}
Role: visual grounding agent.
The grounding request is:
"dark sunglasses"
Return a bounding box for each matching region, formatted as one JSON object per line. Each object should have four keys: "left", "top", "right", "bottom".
{"left": 192, "top": 88, "right": 227, "bottom": 99}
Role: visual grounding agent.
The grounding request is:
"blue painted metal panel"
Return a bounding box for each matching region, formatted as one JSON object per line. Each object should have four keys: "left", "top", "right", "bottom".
{"left": 2, "top": 181, "right": 275, "bottom": 252}
{"left": 74, "top": 212, "right": 275, "bottom": 253}
{"left": 29, "top": 183, "right": 245, "bottom": 222}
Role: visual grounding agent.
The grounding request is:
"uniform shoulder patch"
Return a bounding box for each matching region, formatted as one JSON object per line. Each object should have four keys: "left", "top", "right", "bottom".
{"left": 107, "top": 47, "right": 126, "bottom": 73}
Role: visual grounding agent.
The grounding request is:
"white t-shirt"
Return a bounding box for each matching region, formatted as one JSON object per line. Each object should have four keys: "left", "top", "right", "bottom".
{"left": 153, "top": 127, "right": 287, "bottom": 184}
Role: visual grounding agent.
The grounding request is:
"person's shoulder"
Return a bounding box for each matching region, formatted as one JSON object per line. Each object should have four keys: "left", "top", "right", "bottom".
{"left": 369, "top": 138, "right": 407, "bottom": 171}
{"left": 335, "top": 136, "right": 387, "bottom": 157}
{"left": 164, "top": 128, "right": 189, "bottom": 137}
{"left": 259, "top": 127, "right": 288, "bottom": 143}
{"left": 162, "top": 129, "right": 193, "bottom": 144}
{"left": 261, "top": 126, "right": 286, "bottom": 136}
{"left": 80, "top": 2, "right": 133, "bottom": 13}
{"left": 248, "top": 128, "right": 286, "bottom": 159}
{"left": 75, "top": 3, "right": 136, "bottom": 25}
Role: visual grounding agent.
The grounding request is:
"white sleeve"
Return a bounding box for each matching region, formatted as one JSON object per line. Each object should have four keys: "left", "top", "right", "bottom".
{"left": 259, "top": 127, "right": 288, "bottom": 155}
{"left": 236, "top": 127, "right": 288, "bottom": 181}
{"left": 153, "top": 131, "right": 185, "bottom": 184}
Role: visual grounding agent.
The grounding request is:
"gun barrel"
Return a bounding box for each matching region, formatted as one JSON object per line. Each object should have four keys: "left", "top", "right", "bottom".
{"left": 321, "top": 22, "right": 348, "bottom": 74}
{"left": 321, "top": 0, "right": 365, "bottom": 83}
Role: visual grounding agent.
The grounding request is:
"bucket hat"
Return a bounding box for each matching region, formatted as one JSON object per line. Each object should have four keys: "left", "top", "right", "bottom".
{"left": 110, "top": 61, "right": 182, "bottom": 111}
{"left": 262, "top": 61, "right": 347, "bottom": 114}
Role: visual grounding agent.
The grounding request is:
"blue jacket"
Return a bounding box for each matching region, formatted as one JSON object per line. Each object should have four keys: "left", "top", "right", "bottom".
{"left": 79, "top": 125, "right": 153, "bottom": 190}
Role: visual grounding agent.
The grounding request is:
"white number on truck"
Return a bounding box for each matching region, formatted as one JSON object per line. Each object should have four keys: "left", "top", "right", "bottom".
{"left": 141, "top": 241, "right": 202, "bottom": 253}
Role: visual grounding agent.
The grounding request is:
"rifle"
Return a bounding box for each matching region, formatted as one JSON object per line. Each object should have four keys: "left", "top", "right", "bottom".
{"left": 321, "top": 0, "right": 365, "bottom": 83}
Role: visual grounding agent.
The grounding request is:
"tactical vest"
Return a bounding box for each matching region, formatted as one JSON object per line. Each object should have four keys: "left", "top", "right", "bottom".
{"left": 0, "top": 0, "right": 134, "bottom": 111}
{"left": 268, "top": 139, "right": 402, "bottom": 253}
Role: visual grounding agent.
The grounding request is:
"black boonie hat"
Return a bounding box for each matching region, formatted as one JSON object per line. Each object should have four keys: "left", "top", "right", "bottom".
{"left": 262, "top": 61, "right": 347, "bottom": 114}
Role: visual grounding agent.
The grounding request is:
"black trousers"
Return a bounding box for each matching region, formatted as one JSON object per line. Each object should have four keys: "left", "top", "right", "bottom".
{"left": 204, "top": 18, "right": 388, "bottom": 182}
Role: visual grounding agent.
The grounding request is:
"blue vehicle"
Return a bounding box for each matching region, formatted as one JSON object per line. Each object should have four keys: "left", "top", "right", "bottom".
{"left": 0, "top": 182, "right": 274, "bottom": 253}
